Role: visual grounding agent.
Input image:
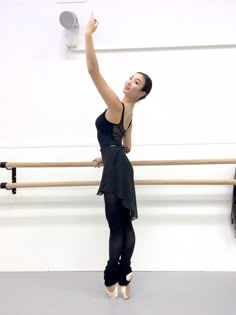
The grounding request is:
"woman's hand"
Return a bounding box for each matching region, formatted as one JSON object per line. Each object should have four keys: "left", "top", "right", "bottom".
{"left": 86, "top": 12, "right": 99, "bottom": 36}
{"left": 92, "top": 157, "right": 103, "bottom": 168}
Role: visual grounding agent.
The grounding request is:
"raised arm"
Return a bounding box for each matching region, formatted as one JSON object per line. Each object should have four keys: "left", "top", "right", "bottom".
{"left": 85, "top": 12, "right": 121, "bottom": 113}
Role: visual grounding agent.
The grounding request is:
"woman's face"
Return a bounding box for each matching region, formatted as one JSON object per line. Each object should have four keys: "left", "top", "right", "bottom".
{"left": 123, "top": 73, "right": 146, "bottom": 101}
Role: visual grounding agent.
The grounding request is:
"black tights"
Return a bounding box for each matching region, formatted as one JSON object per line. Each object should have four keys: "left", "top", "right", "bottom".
{"left": 103, "top": 192, "right": 135, "bottom": 286}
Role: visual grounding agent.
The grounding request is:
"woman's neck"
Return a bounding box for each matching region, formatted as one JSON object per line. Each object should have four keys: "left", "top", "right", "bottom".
{"left": 121, "top": 97, "right": 136, "bottom": 110}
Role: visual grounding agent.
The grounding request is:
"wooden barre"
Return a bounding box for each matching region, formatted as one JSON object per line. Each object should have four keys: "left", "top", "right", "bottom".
{"left": 3, "top": 179, "right": 236, "bottom": 189}
{"left": 3, "top": 158, "right": 236, "bottom": 168}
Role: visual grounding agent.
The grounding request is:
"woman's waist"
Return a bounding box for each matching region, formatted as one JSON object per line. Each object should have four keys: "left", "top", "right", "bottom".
{"left": 101, "top": 145, "right": 131, "bottom": 165}
{"left": 100, "top": 144, "right": 122, "bottom": 151}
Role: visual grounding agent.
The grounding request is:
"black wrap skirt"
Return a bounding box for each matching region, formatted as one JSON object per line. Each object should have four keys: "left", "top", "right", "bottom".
{"left": 97, "top": 145, "right": 138, "bottom": 221}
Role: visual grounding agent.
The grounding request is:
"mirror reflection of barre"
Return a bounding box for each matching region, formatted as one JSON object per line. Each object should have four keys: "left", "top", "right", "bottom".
{"left": 59, "top": 11, "right": 79, "bottom": 48}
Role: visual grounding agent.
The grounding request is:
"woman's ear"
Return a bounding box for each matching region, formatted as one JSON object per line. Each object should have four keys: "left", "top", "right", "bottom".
{"left": 138, "top": 91, "right": 146, "bottom": 101}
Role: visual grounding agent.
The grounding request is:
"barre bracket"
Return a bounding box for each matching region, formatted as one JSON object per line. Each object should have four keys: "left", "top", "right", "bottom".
{"left": 0, "top": 163, "right": 17, "bottom": 194}
{"left": 231, "top": 168, "right": 236, "bottom": 237}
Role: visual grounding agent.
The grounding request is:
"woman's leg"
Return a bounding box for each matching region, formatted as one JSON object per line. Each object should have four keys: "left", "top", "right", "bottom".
{"left": 103, "top": 192, "right": 124, "bottom": 286}
{"left": 119, "top": 206, "right": 136, "bottom": 286}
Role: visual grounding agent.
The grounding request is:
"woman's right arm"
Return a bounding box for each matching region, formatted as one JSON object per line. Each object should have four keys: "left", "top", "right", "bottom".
{"left": 85, "top": 13, "right": 121, "bottom": 113}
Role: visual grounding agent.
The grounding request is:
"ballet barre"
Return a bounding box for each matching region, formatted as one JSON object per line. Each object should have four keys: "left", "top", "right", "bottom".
{"left": 1, "top": 159, "right": 236, "bottom": 192}
{"left": 1, "top": 158, "right": 236, "bottom": 235}
{"left": 1, "top": 179, "right": 236, "bottom": 190}
{"left": 1, "top": 158, "right": 236, "bottom": 168}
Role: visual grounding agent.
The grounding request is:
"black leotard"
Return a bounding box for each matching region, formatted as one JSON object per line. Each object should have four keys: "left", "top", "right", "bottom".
{"left": 95, "top": 103, "right": 137, "bottom": 220}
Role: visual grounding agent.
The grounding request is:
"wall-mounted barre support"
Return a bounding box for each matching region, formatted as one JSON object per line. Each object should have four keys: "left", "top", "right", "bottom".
{"left": 231, "top": 169, "right": 236, "bottom": 233}
{"left": 0, "top": 162, "right": 16, "bottom": 194}
{"left": 11, "top": 168, "right": 16, "bottom": 195}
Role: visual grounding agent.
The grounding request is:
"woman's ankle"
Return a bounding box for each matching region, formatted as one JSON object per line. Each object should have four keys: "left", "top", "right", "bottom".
{"left": 105, "top": 283, "right": 119, "bottom": 299}
{"left": 106, "top": 284, "right": 117, "bottom": 292}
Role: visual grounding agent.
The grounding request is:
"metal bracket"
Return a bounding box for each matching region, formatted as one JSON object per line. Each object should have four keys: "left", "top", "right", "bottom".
{"left": 12, "top": 168, "right": 16, "bottom": 194}
{"left": 0, "top": 163, "right": 16, "bottom": 194}
{"left": 231, "top": 169, "right": 236, "bottom": 237}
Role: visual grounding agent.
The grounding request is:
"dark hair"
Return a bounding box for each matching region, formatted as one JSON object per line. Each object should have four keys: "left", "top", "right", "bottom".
{"left": 137, "top": 72, "right": 152, "bottom": 101}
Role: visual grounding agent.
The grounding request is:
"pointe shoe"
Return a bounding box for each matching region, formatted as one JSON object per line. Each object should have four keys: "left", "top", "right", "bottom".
{"left": 106, "top": 284, "right": 118, "bottom": 299}
{"left": 120, "top": 285, "right": 131, "bottom": 300}
{"left": 120, "top": 272, "right": 134, "bottom": 300}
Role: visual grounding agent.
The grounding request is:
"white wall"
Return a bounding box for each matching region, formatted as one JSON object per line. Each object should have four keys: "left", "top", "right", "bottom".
{"left": 0, "top": 0, "right": 236, "bottom": 271}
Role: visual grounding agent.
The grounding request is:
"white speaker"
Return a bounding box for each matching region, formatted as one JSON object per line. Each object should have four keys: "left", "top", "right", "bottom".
{"left": 59, "top": 11, "right": 79, "bottom": 29}
{"left": 59, "top": 11, "right": 79, "bottom": 48}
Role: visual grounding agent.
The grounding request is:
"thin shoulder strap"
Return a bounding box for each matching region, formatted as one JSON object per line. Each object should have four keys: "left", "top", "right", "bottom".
{"left": 127, "top": 120, "right": 132, "bottom": 130}
{"left": 121, "top": 102, "right": 132, "bottom": 131}
{"left": 120, "top": 102, "right": 125, "bottom": 123}
{"left": 121, "top": 102, "right": 125, "bottom": 116}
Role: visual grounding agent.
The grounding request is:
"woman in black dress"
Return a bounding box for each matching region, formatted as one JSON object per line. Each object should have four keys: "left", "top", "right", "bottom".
{"left": 85, "top": 13, "right": 152, "bottom": 300}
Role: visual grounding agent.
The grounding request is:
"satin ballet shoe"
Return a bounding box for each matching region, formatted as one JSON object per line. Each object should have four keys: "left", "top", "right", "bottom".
{"left": 120, "top": 285, "right": 131, "bottom": 300}
{"left": 106, "top": 284, "right": 118, "bottom": 299}
{"left": 119, "top": 272, "right": 134, "bottom": 300}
